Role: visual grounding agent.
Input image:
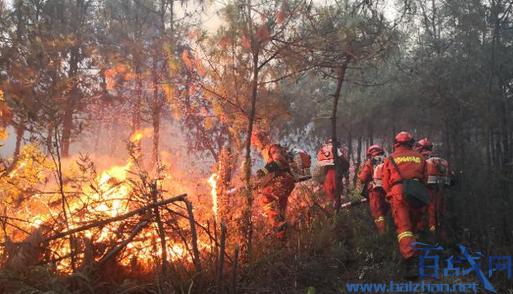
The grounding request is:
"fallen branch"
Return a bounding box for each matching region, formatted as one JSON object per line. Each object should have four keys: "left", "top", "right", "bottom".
{"left": 46, "top": 194, "right": 187, "bottom": 242}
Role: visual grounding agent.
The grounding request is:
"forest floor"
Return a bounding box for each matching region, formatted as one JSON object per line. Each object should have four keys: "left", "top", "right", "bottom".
{"left": 238, "top": 205, "right": 510, "bottom": 294}
{"left": 1, "top": 191, "right": 511, "bottom": 294}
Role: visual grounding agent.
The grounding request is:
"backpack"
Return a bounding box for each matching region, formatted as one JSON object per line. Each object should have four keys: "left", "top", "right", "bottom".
{"left": 372, "top": 162, "right": 385, "bottom": 192}
{"left": 426, "top": 156, "right": 451, "bottom": 186}
{"left": 317, "top": 143, "right": 350, "bottom": 173}
{"left": 288, "top": 148, "right": 312, "bottom": 182}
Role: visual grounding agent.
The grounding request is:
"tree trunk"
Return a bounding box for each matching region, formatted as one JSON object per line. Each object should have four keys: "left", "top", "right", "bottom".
{"left": 14, "top": 119, "right": 24, "bottom": 156}
{"left": 151, "top": 56, "right": 161, "bottom": 167}
{"left": 61, "top": 98, "right": 74, "bottom": 158}
{"left": 46, "top": 125, "right": 53, "bottom": 155}
{"left": 242, "top": 50, "right": 259, "bottom": 260}
{"left": 62, "top": 45, "right": 80, "bottom": 158}
{"left": 133, "top": 65, "right": 143, "bottom": 152}
{"left": 218, "top": 146, "right": 232, "bottom": 221}
{"left": 368, "top": 119, "right": 374, "bottom": 146}
{"left": 347, "top": 129, "right": 353, "bottom": 166}
{"left": 151, "top": 183, "right": 167, "bottom": 275}
{"left": 332, "top": 58, "right": 350, "bottom": 213}
{"left": 353, "top": 135, "right": 362, "bottom": 187}
{"left": 486, "top": 0, "right": 499, "bottom": 167}
{"left": 443, "top": 120, "right": 451, "bottom": 162}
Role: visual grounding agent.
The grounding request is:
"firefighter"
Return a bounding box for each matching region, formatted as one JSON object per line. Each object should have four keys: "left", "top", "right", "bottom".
{"left": 415, "top": 138, "right": 453, "bottom": 236}
{"left": 317, "top": 139, "right": 350, "bottom": 209}
{"left": 252, "top": 130, "right": 295, "bottom": 240}
{"left": 358, "top": 144, "right": 389, "bottom": 234}
{"left": 382, "top": 131, "right": 427, "bottom": 279}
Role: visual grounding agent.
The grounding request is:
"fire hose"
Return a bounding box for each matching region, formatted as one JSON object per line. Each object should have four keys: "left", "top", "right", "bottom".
{"left": 340, "top": 197, "right": 368, "bottom": 209}
{"left": 226, "top": 171, "right": 312, "bottom": 195}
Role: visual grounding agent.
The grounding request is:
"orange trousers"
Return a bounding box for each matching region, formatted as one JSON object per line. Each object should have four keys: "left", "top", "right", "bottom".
{"left": 390, "top": 187, "right": 422, "bottom": 259}
{"left": 259, "top": 174, "right": 295, "bottom": 239}
{"left": 323, "top": 168, "right": 344, "bottom": 203}
{"left": 369, "top": 189, "right": 390, "bottom": 234}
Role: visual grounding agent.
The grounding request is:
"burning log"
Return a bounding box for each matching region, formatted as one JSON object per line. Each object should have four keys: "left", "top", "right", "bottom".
{"left": 46, "top": 194, "right": 187, "bottom": 242}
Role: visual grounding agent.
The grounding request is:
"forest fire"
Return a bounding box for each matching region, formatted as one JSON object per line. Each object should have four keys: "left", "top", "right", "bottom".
{"left": 48, "top": 162, "right": 178, "bottom": 271}
{"left": 130, "top": 128, "right": 153, "bottom": 143}
{"left": 207, "top": 172, "right": 219, "bottom": 217}
{"left": 4, "top": 0, "right": 511, "bottom": 292}
{"left": 0, "top": 153, "right": 214, "bottom": 274}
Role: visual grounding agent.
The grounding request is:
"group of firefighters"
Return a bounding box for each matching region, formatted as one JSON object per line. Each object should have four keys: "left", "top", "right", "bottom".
{"left": 251, "top": 130, "right": 454, "bottom": 279}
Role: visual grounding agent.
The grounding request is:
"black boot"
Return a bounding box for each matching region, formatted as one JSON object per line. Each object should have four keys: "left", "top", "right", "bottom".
{"left": 403, "top": 256, "right": 419, "bottom": 280}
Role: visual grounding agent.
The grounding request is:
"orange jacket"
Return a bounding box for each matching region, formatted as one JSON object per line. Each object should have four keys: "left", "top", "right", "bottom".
{"left": 382, "top": 146, "right": 427, "bottom": 195}
{"left": 358, "top": 159, "right": 374, "bottom": 190}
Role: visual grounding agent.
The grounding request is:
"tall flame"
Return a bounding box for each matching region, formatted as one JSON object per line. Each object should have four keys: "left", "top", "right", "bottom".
{"left": 207, "top": 173, "right": 219, "bottom": 217}
{"left": 129, "top": 128, "right": 153, "bottom": 143}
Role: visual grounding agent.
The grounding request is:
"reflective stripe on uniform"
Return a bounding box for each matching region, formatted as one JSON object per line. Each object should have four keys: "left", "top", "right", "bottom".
{"left": 374, "top": 216, "right": 385, "bottom": 223}
{"left": 430, "top": 225, "right": 436, "bottom": 231}
{"left": 397, "top": 231, "right": 414, "bottom": 242}
{"left": 395, "top": 156, "right": 421, "bottom": 164}
{"left": 427, "top": 175, "right": 440, "bottom": 184}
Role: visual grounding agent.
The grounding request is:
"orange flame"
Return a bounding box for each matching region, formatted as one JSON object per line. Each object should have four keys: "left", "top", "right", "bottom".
{"left": 130, "top": 128, "right": 153, "bottom": 143}
{"left": 21, "top": 160, "right": 212, "bottom": 272}
{"left": 207, "top": 173, "right": 219, "bottom": 217}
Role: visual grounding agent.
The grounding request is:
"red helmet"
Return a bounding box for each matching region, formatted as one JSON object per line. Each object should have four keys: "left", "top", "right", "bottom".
{"left": 394, "top": 131, "right": 414, "bottom": 147}
{"left": 367, "top": 144, "right": 384, "bottom": 158}
{"left": 415, "top": 138, "right": 433, "bottom": 152}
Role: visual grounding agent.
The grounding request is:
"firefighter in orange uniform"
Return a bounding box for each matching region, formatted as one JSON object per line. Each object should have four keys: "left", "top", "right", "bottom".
{"left": 382, "top": 132, "right": 427, "bottom": 278}
{"left": 317, "top": 139, "right": 350, "bottom": 208}
{"left": 358, "top": 145, "right": 389, "bottom": 234}
{"left": 415, "top": 138, "right": 453, "bottom": 236}
{"left": 252, "top": 130, "right": 295, "bottom": 240}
